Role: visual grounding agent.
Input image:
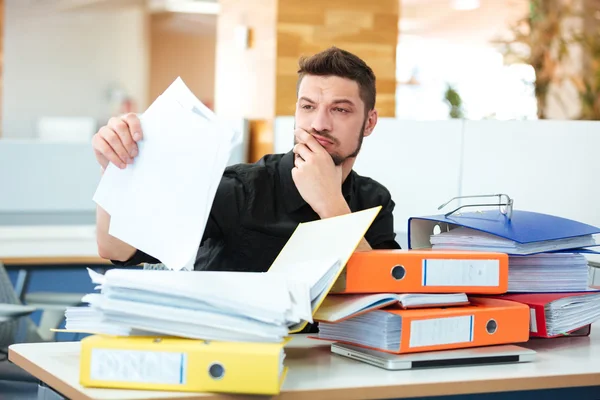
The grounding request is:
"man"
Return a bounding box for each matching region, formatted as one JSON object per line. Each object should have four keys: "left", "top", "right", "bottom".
{"left": 93, "top": 46, "right": 401, "bottom": 273}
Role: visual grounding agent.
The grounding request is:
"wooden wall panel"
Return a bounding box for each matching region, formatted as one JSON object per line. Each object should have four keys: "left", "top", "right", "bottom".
{"left": 149, "top": 13, "right": 216, "bottom": 110}
{"left": 214, "top": 0, "right": 278, "bottom": 162}
{"left": 214, "top": 0, "right": 277, "bottom": 120}
{"left": 275, "top": 0, "right": 398, "bottom": 117}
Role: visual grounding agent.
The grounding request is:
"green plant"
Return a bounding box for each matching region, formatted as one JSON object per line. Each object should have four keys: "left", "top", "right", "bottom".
{"left": 444, "top": 84, "right": 465, "bottom": 119}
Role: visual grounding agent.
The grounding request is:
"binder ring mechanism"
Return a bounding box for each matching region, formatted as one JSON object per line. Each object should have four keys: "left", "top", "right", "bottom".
{"left": 438, "top": 194, "right": 514, "bottom": 220}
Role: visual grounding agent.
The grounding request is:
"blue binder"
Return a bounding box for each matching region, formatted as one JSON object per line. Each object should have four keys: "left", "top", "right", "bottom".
{"left": 408, "top": 209, "right": 600, "bottom": 254}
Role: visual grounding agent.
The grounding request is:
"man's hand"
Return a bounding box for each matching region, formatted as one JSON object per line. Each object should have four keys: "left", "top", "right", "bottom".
{"left": 92, "top": 113, "right": 143, "bottom": 170}
{"left": 292, "top": 128, "right": 347, "bottom": 218}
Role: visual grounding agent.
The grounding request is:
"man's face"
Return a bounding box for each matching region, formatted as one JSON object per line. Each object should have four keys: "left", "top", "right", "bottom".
{"left": 294, "top": 75, "right": 376, "bottom": 166}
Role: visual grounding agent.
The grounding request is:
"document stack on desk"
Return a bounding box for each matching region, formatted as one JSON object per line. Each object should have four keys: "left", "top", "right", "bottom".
{"left": 314, "top": 249, "right": 532, "bottom": 354}
{"left": 64, "top": 207, "right": 382, "bottom": 394}
{"left": 408, "top": 209, "right": 600, "bottom": 337}
{"left": 429, "top": 227, "right": 594, "bottom": 293}
{"left": 410, "top": 209, "right": 600, "bottom": 293}
{"left": 492, "top": 292, "right": 600, "bottom": 338}
{"left": 73, "top": 76, "right": 388, "bottom": 394}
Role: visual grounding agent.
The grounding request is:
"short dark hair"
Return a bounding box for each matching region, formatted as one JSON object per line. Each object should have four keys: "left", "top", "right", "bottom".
{"left": 297, "top": 47, "right": 376, "bottom": 112}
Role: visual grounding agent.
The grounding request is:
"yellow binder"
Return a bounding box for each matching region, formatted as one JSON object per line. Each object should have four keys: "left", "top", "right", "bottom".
{"left": 79, "top": 335, "right": 289, "bottom": 395}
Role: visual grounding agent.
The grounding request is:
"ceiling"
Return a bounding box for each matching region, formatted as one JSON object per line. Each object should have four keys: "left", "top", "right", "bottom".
{"left": 14, "top": 0, "right": 529, "bottom": 47}
{"left": 399, "top": 0, "right": 529, "bottom": 46}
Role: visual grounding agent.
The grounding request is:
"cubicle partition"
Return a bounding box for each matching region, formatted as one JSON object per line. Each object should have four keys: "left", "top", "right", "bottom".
{"left": 0, "top": 141, "right": 100, "bottom": 226}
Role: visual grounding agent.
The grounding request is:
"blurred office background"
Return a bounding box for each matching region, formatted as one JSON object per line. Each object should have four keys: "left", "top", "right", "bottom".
{"left": 0, "top": 0, "right": 599, "bottom": 340}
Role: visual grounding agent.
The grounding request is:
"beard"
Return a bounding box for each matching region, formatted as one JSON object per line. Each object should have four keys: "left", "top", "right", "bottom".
{"left": 294, "top": 121, "right": 365, "bottom": 166}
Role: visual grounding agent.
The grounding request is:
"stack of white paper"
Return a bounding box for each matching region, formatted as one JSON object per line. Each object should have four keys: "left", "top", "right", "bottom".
{"left": 64, "top": 207, "right": 382, "bottom": 342}
{"left": 545, "top": 292, "right": 600, "bottom": 336}
{"left": 507, "top": 253, "right": 591, "bottom": 292}
{"left": 65, "top": 268, "right": 314, "bottom": 343}
{"left": 93, "top": 77, "right": 240, "bottom": 271}
{"left": 430, "top": 227, "right": 596, "bottom": 255}
{"left": 318, "top": 311, "right": 402, "bottom": 351}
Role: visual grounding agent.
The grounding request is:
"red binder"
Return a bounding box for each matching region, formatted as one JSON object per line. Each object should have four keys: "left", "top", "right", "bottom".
{"left": 494, "top": 293, "right": 598, "bottom": 338}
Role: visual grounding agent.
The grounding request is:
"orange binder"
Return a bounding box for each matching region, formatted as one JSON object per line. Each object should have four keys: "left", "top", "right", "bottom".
{"left": 331, "top": 250, "right": 508, "bottom": 294}
{"left": 316, "top": 297, "right": 530, "bottom": 354}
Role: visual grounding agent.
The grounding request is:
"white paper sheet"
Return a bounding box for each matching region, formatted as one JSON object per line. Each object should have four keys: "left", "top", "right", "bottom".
{"left": 93, "top": 77, "right": 236, "bottom": 271}
{"left": 266, "top": 206, "right": 381, "bottom": 330}
{"left": 267, "top": 207, "right": 380, "bottom": 278}
{"left": 70, "top": 268, "right": 314, "bottom": 341}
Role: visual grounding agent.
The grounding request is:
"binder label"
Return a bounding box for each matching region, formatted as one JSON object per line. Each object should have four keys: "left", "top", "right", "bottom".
{"left": 422, "top": 259, "right": 500, "bottom": 287}
{"left": 90, "top": 349, "right": 187, "bottom": 385}
{"left": 409, "top": 315, "right": 474, "bottom": 348}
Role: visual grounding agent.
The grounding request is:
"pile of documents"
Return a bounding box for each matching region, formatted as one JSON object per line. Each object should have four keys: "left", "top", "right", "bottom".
{"left": 493, "top": 292, "right": 600, "bottom": 338}
{"left": 68, "top": 268, "right": 316, "bottom": 343}
{"left": 316, "top": 208, "right": 600, "bottom": 356}
{"left": 314, "top": 249, "right": 532, "bottom": 354}
{"left": 65, "top": 205, "right": 382, "bottom": 393}
{"left": 64, "top": 77, "right": 390, "bottom": 394}
{"left": 506, "top": 253, "right": 590, "bottom": 292}
{"left": 421, "top": 209, "right": 600, "bottom": 338}
{"left": 430, "top": 227, "right": 594, "bottom": 293}
{"left": 68, "top": 205, "right": 380, "bottom": 341}
{"left": 429, "top": 226, "right": 597, "bottom": 255}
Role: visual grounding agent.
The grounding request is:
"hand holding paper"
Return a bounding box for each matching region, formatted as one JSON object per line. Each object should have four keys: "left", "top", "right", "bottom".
{"left": 93, "top": 78, "right": 240, "bottom": 271}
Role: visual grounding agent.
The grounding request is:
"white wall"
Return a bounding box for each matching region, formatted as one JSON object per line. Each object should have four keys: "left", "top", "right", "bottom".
{"left": 2, "top": 1, "right": 149, "bottom": 138}
{"left": 461, "top": 120, "right": 600, "bottom": 228}
{"left": 352, "top": 119, "right": 464, "bottom": 238}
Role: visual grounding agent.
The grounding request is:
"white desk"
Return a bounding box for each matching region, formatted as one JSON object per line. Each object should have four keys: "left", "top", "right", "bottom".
{"left": 9, "top": 330, "right": 600, "bottom": 400}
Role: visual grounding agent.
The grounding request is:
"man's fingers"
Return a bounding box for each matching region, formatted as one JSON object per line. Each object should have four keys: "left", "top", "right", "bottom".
{"left": 294, "top": 153, "right": 306, "bottom": 168}
{"left": 293, "top": 143, "right": 312, "bottom": 162}
{"left": 109, "top": 117, "right": 137, "bottom": 159}
{"left": 294, "top": 128, "right": 326, "bottom": 153}
{"left": 99, "top": 126, "right": 131, "bottom": 167}
{"left": 94, "top": 134, "right": 127, "bottom": 169}
{"left": 122, "top": 113, "right": 143, "bottom": 142}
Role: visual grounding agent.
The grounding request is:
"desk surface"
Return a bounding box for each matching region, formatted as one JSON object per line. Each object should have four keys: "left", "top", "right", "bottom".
{"left": 9, "top": 329, "right": 600, "bottom": 400}
{"left": 0, "top": 225, "right": 107, "bottom": 265}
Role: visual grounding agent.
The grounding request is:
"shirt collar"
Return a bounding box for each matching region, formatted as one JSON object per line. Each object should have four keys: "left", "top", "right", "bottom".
{"left": 277, "top": 150, "right": 356, "bottom": 213}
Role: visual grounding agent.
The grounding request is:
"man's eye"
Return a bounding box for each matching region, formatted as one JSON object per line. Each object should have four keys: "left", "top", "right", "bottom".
{"left": 302, "top": 105, "right": 314, "bottom": 110}
{"left": 335, "top": 108, "right": 349, "bottom": 113}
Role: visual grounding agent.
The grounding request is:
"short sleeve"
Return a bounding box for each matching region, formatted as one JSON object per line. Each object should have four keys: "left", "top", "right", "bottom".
{"left": 364, "top": 189, "right": 401, "bottom": 250}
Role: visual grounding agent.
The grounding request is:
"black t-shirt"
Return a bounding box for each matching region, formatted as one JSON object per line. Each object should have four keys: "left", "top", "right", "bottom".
{"left": 114, "top": 150, "right": 401, "bottom": 270}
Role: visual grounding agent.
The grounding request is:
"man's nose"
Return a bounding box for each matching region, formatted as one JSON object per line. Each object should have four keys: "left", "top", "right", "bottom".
{"left": 311, "top": 107, "right": 333, "bottom": 133}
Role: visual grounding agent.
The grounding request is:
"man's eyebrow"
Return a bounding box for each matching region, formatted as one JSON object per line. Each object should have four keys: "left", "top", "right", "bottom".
{"left": 298, "top": 97, "right": 356, "bottom": 107}
{"left": 332, "top": 99, "right": 356, "bottom": 107}
{"left": 299, "top": 96, "right": 316, "bottom": 103}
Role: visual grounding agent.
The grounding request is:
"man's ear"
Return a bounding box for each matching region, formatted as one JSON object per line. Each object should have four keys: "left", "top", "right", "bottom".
{"left": 363, "top": 109, "right": 378, "bottom": 137}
